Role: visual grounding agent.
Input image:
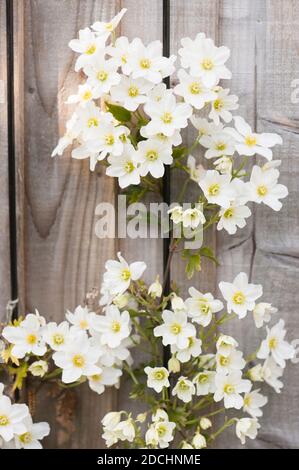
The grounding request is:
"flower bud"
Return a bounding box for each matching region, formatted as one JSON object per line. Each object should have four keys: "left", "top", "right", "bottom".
{"left": 28, "top": 360, "right": 48, "bottom": 377}
{"left": 200, "top": 417, "right": 212, "bottom": 430}
{"left": 136, "top": 413, "right": 147, "bottom": 423}
{"left": 168, "top": 356, "right": 180, "bottom": 373}
{"left": 192, "top": 432, "right": 207, "bottom": 449}
{"left": 148, "top": 276, "right": 162, "bottom": 299}
{"left": 113, "top": 293, "right": 129, "bottom": 309}
{"left": 248, "top": 364, "right": 263, "bottom": 382}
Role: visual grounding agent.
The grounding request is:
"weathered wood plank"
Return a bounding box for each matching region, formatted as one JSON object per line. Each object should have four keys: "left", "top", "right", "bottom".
{"left": 0, "top": 1, "right": 11, "bottom": 321}
{"left": 18, "top": 0, "right": 119, "bottom": 449}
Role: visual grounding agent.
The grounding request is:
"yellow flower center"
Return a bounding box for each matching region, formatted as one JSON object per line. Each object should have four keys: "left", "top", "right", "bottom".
{"left": 87, "top": 117, "right": 99, "bottom": 128}
{"left": 245, "top": 135, "right": 257, "bottom": 147}
{"left": 53, "top": 333, "right": 64, "bottom": 345}
{"left": 161, "top": 112, "right": 173, "bottom": 124}
{"left": 243, "top": 395, "right": 251, "bottom": 407}
{"left": 105, "top": 22, "right": 113, "bottom": 32}
{"left": 128, "top": 86, "right": 139, "bottom": 97}
{"left": 124, "top": 161, "right": 134, "bottom": 173}
{"left": 121, "top": 54, "right": 127, "bottom": 64}
{"left": 97, "top": 70, "right": 108, "bottom": 82}
{"left": 257, "top": 185, "right": 268, "bottom": 196}
{"left": 154, "top": 370, "right": 166, "bottom": 381}
{"left": 170, "top": 323, "right": 182, "bottom": 335}
{"left": 208, "top": 183, "right": 220, "bottom": 196}
{"left": 233, "top": 291, "right": 245, "bottom": 305}
{"left": 224, "top": 384, "right": 235, "bottom": 394}
{"left": 179, "top": 381, "right": 189, "bottom": 391}
{"left": 157, "top": 424, "right": 167, "bottom": 437}
{"left": 199, "top": 374, "right": 208, "bottom": 384}
{"left": 19, "top": 432, "right": 32, "bottom": 444}
{"left": 121, "top": 268, "right": 131, "bottom": 281}
{"left": 119, "top": 133, "right": 127, "bottom": 143}
{"left": 189, "top": 82, "right": 201, "bottom": 94}
{"left": 72, "top": 354, "right": 85, "bottom": 368}
{"left": 79, "top": 319, "right": 88, "bottom": 329}
{"left": 269, "top": 337, "right": 277, "bottom": 350}
{"left": 224, "top": 208, "right": 234, "bottom": 218}
{"left": 111, "top": 320, "right": 121, "bottom": 333}
{"left": 105, "top": 134, "right": 115, "bottom": 146}
{"left": 27, "top": 334, "right": 37, "bottom": 345}
{"left": 146, "top": 150, "right": 158, "bottom": 161}
{"left": 216, "top": 142, "right": 226, "bottom": 151}
{"left": 201, "top": 58, "right": 214, "bottom": 70}
{"left": 86, "top": 44, "right": 96, "bottom": 55}
{"left": 91, "top": 374, "right": 102, "bottom": 381}
{"left": 219, "top": 355, "right": 230, "bottom": 366}
{"left": 188, "top": 337, "right": 194, "bottom": 347}
{"left": 82, "top": 90, "right": 92, "bottom": 101}
{"left": 140, "top": 58, "right": 151, "bottom": 69}
{"left": 199, "top": 300, "right": 210, "bottom": 315}
{"left": 214, "top": 99, "right": 224, "bottom": 110}
{"left": 0, "top": 415, "right": 9, "bottom": 426}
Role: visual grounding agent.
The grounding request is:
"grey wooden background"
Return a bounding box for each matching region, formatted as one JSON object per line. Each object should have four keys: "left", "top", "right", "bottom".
{"left": 0, "top": 0, "right": 298, "bottom": 448}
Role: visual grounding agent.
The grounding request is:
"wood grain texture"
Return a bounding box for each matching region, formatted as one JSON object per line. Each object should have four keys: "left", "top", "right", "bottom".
{"left": 169, "top": 0, "right": 219, "bottom": 297}
{"left": 0, "top": 0, "right": 11, "bottom": 321}
{"left": 19, "top": 0, "right": 119, "bottom": 448}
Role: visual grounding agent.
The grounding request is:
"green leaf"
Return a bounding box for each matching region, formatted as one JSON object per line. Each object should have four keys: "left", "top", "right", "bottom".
{"left": 200, "top": 246, "right": 219, "bottom": 265}
{"left": 172, "top": 146, "right": 187, "bottom": 160}
{"left": 182, "top": 249, "right": 201, "bottom": 279}
{"left": 106, "top": 102, "right": 132, "bottom": 122}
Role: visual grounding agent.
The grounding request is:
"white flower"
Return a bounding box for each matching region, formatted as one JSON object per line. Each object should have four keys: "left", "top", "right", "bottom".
{"left": 52, "top": 114, "right": 81, "bottom": 157}
{"left": 28, "top": 360, "right": 48, "bottom": 378}
{"left": 253, "top": 302, "right": 277, "bottom": 328}
{"left": 171, "top": 335, "right": 202, "bottom": 363}
{"left": 236, "top": 418, "right": 260, "bottom": 445}
{"left": 52, "top": 332, "right": 101, "bottom": 384}
{"left": 43, "top": 321, "right": 70, "bottom": 351}
{"left": 145, "top": 418, "right": 175, "bottom": 449}
{"left": 227, "top": 116, "right": 282, "bottom": 160}
{"left": 187, "top": 155, "right": 206, "bottom": 182}
{"left": 127, "top": 38, "right": 175, "bottom": 84}
{"left": 181, "top": 441, "right": 193, "bottom": 449}
{"left": 147, "top": 83, "right": 173, "bottom": 103}
{"left": 193, "top": 371, "right": 216, "bottom": 396}
{"left": 154, "top": 310, "right": 195, "bottom": 349}
{"left": 200, "top": 131, "right": 235, "bottom": 159}
{"left": 217, "top": 202, "right": 251, "bottom": 235}
{"left": 199, "top": 170, "right": 234, "bottom": 208}
{"left": 243, "top": 389, "right": 268, "bottom": 418}
{"left": 248, "top": 165, "right": 288, "bottom": 211}
{"left": 261, "top": 357, "right": 284, "bottom": 393}
{"left": 186, "top": 287, "right": 223, "bottom": 327}
{"left": 257, "top": 319, "right": 295, "bottom": 368}
{"left": 14, "top": 417, "right": 50, "bottom": 449}
{"left": 200, "top": 417, "right": 212, "bottom": 430}
{"left": 192, "top": 432, "right": 207, "bottom": 449}
{"left": 140, "top": 127, "right": 182, "bottom": 147}
{"left": 91, "top": 9, "right": 127, "bottom": 40}
{"left": 66, "top": 83, "right": 100, "bottom": 106}
{"left": 181, "top": 207, "right": 206, "bottom": 229}
{"left": 190, "top": 115, "right": 220, "bottom": 139}
{"left": 0, "top": 395, "right": 29, "bottom": 442}
{"left": 168, "top": 356, "right": 181, "bottom": 373}
{"left": 248, "top": 364, "right": 264, "bottom": 382}
{"left": 216, "top": 334, "right": 238, "bottom": 357}
{"left": 88, "top": 366, "right": 122, "bottom": 395}
{"left": 148, "top": 276, "right": 162, "bottom": 299}
{"left": 219, "top": 272, "right": 263, "bottom": 318}
{"left": 113, "top": 417, "right": 136, "bottom": 443}
{"left": 92, "top": 305, "right": 131, "bottom": 348}
{"left": 144, "top": 366, "right": 170, "bottom": 393}
{"left": 168, "top": 205, "right": 183, "bottom": 224}
{"left": 106, "top": 144, "right": 141, "bottom": 188}
{"left": 101, "top": 411, "right": 122, "bottom": 430}
{"left": 71, "top": 102, "right": 106, "bottom": 141}
{"left": 172, "top": 376, "right": 195, "bottom": 403}
{"left": 135, "top": 138, "right": 173, "bottom": 178}
{"left": 66, "top": 305, "right": 96, "bottom": 333}
{"left": 174, "top": 69, "right": 216, "bottom": 109}
{"left": 214, "top": 371, "right": 251, "bottom": 409}
{"left": 209, "top": 87, "right": 238, "bottom": 124}
{"left": 68, "top": 28, "right": 106, "bottom": 71}
{"left": 102, "top": 251, "right": 146, "bottom": 296}
{"left": 179, "top": 33, "right": 231, "bottom": 87}
{"left": 110, "top": 76, "right": 153, "bottom": 111}
{"left": 84, "top": 54, "right": 121, "bottom": 97}
{"left": 89, "top": 334, "right": 131, "bottom": 367}
{"left": 2, "top": 314, "right": 46, "bottom": 359}
{"left": 216, "top": 349, "right": 246, "bottom": 374}
{"left": 87, "top": 122, "right": 129, "bottom": 161}
{"left": 152, "top": 409, "right": 169, "bottom": 422}
{"left": 213, "top": 156, "right": 233, "bottom": 175}
{"left": 143, "top": 92, "right": 192, "bottom": 137}
{"left": 171, "top": 294, "right": 187, "bottom": 313}
{"left": 106, "top": 36, "right": 133, "bottom": 75}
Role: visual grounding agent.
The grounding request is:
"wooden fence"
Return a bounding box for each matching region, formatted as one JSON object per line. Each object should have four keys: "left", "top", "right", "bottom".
{"left": 0, "top": 0, "right": 298, "bottom": 448}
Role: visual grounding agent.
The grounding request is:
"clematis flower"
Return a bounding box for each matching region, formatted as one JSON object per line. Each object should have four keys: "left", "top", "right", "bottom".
{"left": 66, "top": 83, "right": 100, "bottom": 106}
{"left": 69, "top": 28, "right": 106, "bottom": 71}
{"left": 2, "top": 314, "right": 47, "bottom": 359}
{"left": 91, "top": 305, "right": 131, "bottom": 348}
{"left": 92, "top": 9, "right": 127, "bottom": 41}
{"left": 144, "top": 366, "right": 170, "bottom": 393}
{"left": 0, "top": 395, "right": 29, "bottom": 442}
{"left": 216, "top": 334, "right": 239, "bottom": 357}
{"left": 217, "top": 202, "right": 251, "bottom": 235}
{"left": 153, "top": 310, "right": 196, "bottom": 349}
{"left": 253, "top": 302, "right": 277, "bottom": 328}
{"left": 66, "top": 305, "right": 96, "bottom": 333}
{"left": 243, "top": 389, "right": 268, "bottom": 418}
{"left": 199, "top": 170, "right": 234, "bottom": 209}
{"left": 171, "top": 335, "right": 202, "bottom": 363}
{"left": 236, "top": 418, "right": 260, "bottom": 445}
{"left": 261, "top": 357, "right": 284, "bottom": 393}
{"left": 172, "top": 377, "right": 195, "bottom": 403}
{"left": 186, "top": 287, "right": 223, "bottom": 327}
{"left": 192, "top": 432, "right": 207, "bottom": 449}
{"left": 135, "top": 138, "right": 173, "bottom": 178}
{"left": 106, "top": 36, "right": 133, "bottom": 75}
{"left": 248, "top": 165, "right": 288, "bottom": 211}
{"left": 257, "top": 319, "right": 295, "bottom": 368}
{"left": 193, "top": 371, "right": 216, "bottom": 396}
{"left": 200, "top": 131, "right": 235, "bottom": 159}
{"left": 87, "top": 122, "right": 129, "bottom": 160}
{"left": 106, "top": 144, "right": 141, "bottom": 188}
{"left": 102, "top": 251, "right": 146, "bottom": 296}
{"left": 110, "top": 76, "right": 153, "bottom": 111}
{"left": 226, "top": 116, "right": 282, "bottom": 160}
{"left": 219, "top": 272, "right": 263, "bottom": 318}
{"left": 88, "top": 366, "right": 122, "bottom": 395}
{"left": 174, "top": 69, "right": 217, "bottom": 109}
{"left": 14, "top": 417, "right": 50, "bottom": 449}
{"left": 187, "top": 155, "right": 206, "bottom": 182}
{"left": 216, "top": 349, "right": 246, "bottom": 374}
{"left": 214, "top": 371, "right": 251, "bottom": 409}
{"left": 209, "top": 87, "right": 239, "bottom": 124}
{"left": 84, "top": 54, "right": 121, "bottom": 97}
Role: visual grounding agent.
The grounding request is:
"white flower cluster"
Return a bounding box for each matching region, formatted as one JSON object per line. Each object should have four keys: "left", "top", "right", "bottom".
{"left": 0, "top": 383, "right": 49, "bottom": 449}
{"left": 1, "top": 256, "right": 144, "bottom": 397}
